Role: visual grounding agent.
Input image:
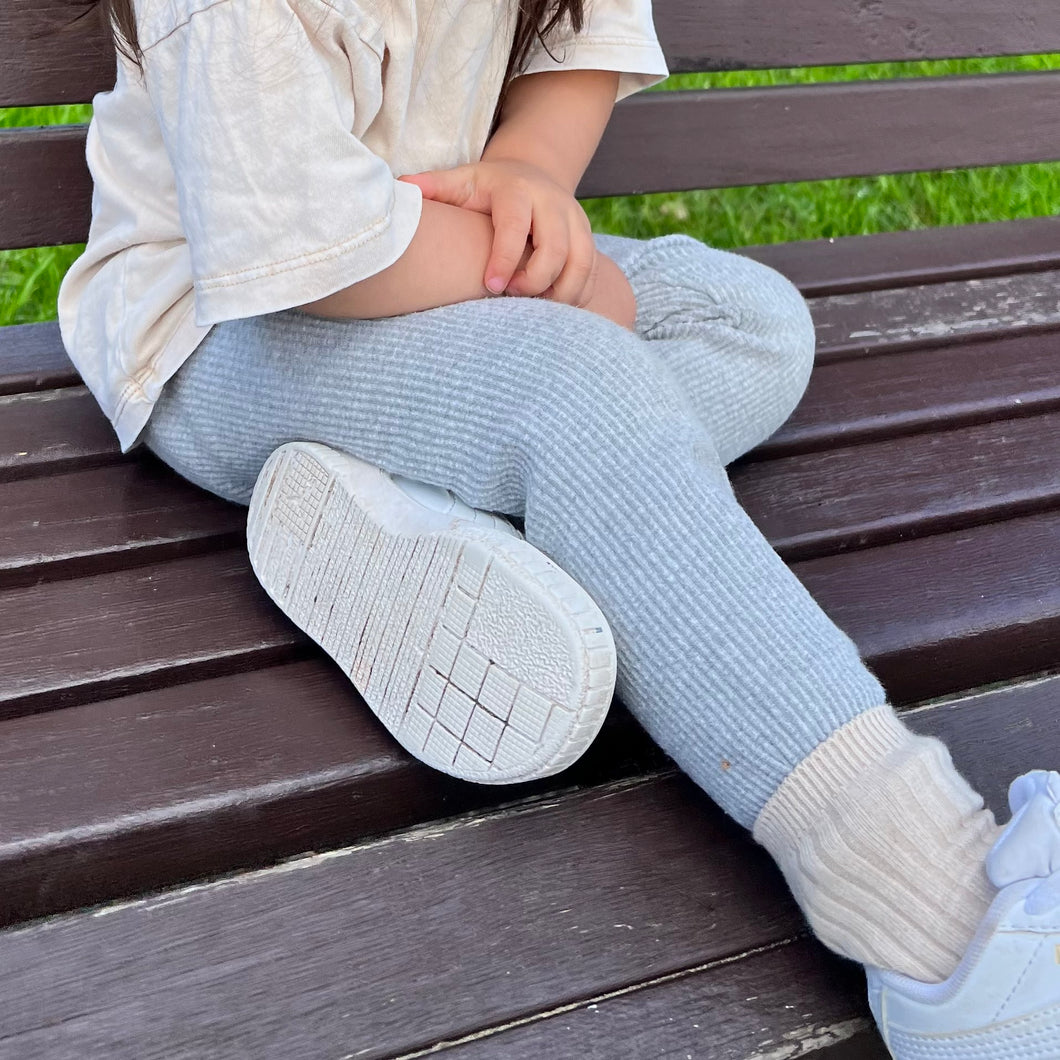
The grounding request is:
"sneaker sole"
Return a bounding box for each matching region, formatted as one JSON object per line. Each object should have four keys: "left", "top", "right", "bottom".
{"left": 246, "top": 441, "right": 617, "bottom": 784}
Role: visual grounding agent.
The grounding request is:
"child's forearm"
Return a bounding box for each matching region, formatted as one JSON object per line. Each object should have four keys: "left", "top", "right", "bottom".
{"left": 483, "top": 70, "right": 620, "bottom": 194}
{"left": 297, "top": 199, "right": 528, "bottom": 319}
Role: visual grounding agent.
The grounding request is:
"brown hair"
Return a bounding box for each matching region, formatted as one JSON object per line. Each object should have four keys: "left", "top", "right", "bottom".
{"left": 94, "top": 0, "right": 584, "bottom": 113}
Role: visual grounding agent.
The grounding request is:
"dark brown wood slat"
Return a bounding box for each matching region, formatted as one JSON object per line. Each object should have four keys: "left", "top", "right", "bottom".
{"left": 6, "top": 0, "right": 1060, "bottom": 106}
{"left": 0, "top": 549, "right": 309, "bottom": 718}
{"left": 0, "top": 387, "right": 120, "bottom": 482}
{"left": 0, "top": 126, "right": 92, "bottom": 250}
{"left": 0, "top": 661, "right": 662, "bottom": 927}
{"left": 755, "top": 330, "right": 1060, "bottom": 459}
{"left": 0, "top": 321, "right": 79, "bottom": 394}
{"left": 809, "top": 270, "right": 1060, "bottom": 362}
{"left": 797, "top": 509, "right": 1060, "bottom": 706}
{"left": 654, "top": 0, "right": 1060, "bottom": 74}
{"left": 0, "top": 672, "right": 1054, "bottom": 1058}
{"left": 582, "top": 74, "right": 1060, "bottom": 197}
{"left": 0, "top": 0, "right": 113, "bottom": 107}
{"left": 733, "top": 409, "right": 1060, "bottom": 562}
{"left": 743, "top": 217, "right": 1060, "bottom": 298}
{"left": 0, "top": 459, "right": 244, "bottom": 589}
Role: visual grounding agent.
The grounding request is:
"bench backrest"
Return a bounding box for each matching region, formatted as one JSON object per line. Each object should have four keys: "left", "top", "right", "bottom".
{"left": 2, "top": 0, "right": 1060, "bottom": 250}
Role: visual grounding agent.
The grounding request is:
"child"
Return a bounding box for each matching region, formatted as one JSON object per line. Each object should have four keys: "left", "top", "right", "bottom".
{"left": 58, "top": 0, "right": 1060, "bottom": 1054}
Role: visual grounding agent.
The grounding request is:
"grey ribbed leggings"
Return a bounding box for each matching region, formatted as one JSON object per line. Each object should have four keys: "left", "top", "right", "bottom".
{"left": 143, "top": 232, "right": 888, "bottom": 828}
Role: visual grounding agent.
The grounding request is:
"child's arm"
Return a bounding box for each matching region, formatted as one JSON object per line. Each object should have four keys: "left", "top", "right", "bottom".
{"left": 482, "top": 69, "right": 620, "bottom": 196}
{"left": 397, "top": 69, "right": 635, "bottom": 326}
{"left": 299, "top": 196, "right": 632, "bottom": 330}
{"left": 297, "top": 198, "right": 527, "bottom": 319}
{"left": 300, "top": 71, "right": 616, "bottom": 321}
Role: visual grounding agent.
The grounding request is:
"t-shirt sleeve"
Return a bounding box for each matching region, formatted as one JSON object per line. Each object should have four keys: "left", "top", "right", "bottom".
{"left": 141, "top": 0, "right": 422, "bottom": 327}
{"left": 518, "top": 0, "right": 670, "bottom": 101}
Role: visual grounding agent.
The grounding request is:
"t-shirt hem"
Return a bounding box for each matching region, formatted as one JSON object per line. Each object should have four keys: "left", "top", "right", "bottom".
{"left": 519, "top": 38, "right": 670, "bottom": 101}
{"left": 191, "top": 179, "right": 423, "bottom": 327}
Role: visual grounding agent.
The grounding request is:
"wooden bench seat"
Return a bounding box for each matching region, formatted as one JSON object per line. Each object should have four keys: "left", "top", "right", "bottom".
{"left": 3, "top": 215, "right": 1060, "bottom": 1055}
{"left": 4, "top": 0, "right": 1060, "bottom": 1053}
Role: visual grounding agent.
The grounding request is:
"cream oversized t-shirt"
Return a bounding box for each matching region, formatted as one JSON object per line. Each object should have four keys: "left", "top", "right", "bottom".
{"left": 57, "top": 0, "right": 669, "bottom": 452}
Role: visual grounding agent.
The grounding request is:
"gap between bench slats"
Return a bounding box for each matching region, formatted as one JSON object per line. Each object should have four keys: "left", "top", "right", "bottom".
{"left": 8, "top": 74, "right": 1060, "bottom": 247}
{"left": 6, "top": 0, "right": 1060, "bottom": 107}
{"left": 437, "top": 939, "right": 883, "bottom": 1060}
{"left": 4, "top": 402, "right": 1059, "bottom": 589}
{"left": 0, "top": 674, "right": 1053, "bottom": 1058}
{"left": 0, "top": 501, "right": 1057, "bottom": 717}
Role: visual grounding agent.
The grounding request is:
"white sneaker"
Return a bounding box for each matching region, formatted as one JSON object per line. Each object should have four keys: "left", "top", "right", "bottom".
{"left": 868, "top": 770, "right": 1060, "bottom": 1058}
{"left": 247, "top": 441, "right": 616, "bottom": 784}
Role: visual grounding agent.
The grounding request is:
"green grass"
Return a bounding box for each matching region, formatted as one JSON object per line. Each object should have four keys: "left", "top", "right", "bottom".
{"left": 3, "top": 55, "right": 1060, "bottom": 325}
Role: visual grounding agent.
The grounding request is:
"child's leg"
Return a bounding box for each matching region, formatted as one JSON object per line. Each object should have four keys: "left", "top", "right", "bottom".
{"left": 595, "top": 231, "right": 815, "bottom": 466}
{"left": 594, "top": 232, "right": 1001, "bottom": 982}
{"left": 144, "top": 292, "right": 995, "bottom": 984}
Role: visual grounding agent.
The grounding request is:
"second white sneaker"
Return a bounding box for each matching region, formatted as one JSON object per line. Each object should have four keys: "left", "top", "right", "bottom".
{"left": 247, "top": 441, "right": 617, "bottom": 784}
{"left": 868, "top": 770, "right": 1060, "bottom": 1058}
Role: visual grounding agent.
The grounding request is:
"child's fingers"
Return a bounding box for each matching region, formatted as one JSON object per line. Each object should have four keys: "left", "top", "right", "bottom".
{"left": 549, "top": 223, "right": 597, "bottom": 308}
{"left": 485, "top": 190, "right": 533, "bottom": 294}
{"left": 399, "top": 167, "right": 485, "bottom": 212}
{"left": 507, "top": 211, "right": 568, "bottom": 297}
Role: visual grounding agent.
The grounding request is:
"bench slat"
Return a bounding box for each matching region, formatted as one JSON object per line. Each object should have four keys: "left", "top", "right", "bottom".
{"left": 734, "top": 409, "right": 1060, "bottom": 561}
{"left": 0, "top": 387, "right": 120, "bottom": 482}
{"left": 0, "top": 126, "right": 92, "bottom": 250}
{"left": 798, "top": 508, "right": 1060, "bottom": 704}
{"left": 444, "top": 939, "right": 883, "bottom": 1059}
{"left": 9, "top": 74, "right": 1060, "bottom": 248}
{"left": 0, "top": 321, "right": 79, "bottom": 394}
{"left": 0, "top": 458, "right": 244, "bottom": 589}
{"left": 654, "top": 0, "right": 1060, "bottom": 73}
{"left": 583, "top": 74, "right": 1060, "bottom": 197}
{"left": 6, "top": 0, "right": 1060, "bottom": 107}
{"left": 0, "top": 549, "right": 309, "bottom": 719}
{"left": 760, "top": 331, "right": 1060, "bottom": 458}
{"left": 1, "top": 673, "right": 1054, "bottom": 1058}
{"left": 744, "top": 217, "right": 1060, "bottom": 298}
{"left": 810, "top": 270, "right": 1060, "bottom": 362}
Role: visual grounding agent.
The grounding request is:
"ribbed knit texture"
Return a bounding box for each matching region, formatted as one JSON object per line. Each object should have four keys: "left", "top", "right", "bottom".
{"left": 754, "top": 704, "right": 1000, "bottom": 982}
{"left": 142, "top": 232, "right": 888, "bottom": 827}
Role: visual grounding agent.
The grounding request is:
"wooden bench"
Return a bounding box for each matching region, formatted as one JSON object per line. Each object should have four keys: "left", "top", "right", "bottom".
{"left": 2, "top": 1, "right": 1060, "bottom": 1055}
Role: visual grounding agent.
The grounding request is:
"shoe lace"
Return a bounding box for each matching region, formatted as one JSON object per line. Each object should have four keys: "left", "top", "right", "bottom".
{"left": 987, "top": 771, "right": 1060, "bottom": 915}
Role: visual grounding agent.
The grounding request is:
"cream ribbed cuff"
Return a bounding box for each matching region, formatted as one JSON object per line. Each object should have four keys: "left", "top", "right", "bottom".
{"left": 754, "top": 705, "right": 1000, "bottom": 982}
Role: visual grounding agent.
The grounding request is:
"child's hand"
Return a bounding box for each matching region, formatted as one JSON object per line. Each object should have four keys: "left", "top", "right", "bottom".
{"left": 398, "top": 160, "right": 598, "bottom": 308}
